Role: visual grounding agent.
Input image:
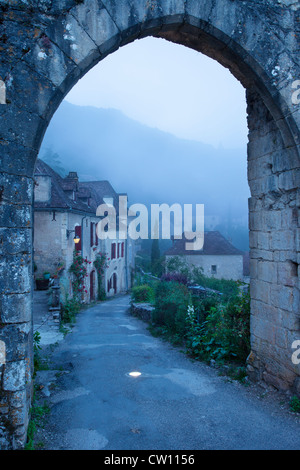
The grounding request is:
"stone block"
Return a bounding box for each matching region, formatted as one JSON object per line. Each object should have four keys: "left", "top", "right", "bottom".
{"left": 10, "top": 407, "right": 27, "bottom": 428}
{"left": 247, "top": 133, "right": 279, "bottom": 160}
{"left": 0, "top": 174, "right": 33, "bottom": 205}
{"left": 72, "top": 0, "right": 120, "bottom": 55}
{"left": 0, "top": 203, "right": 32, "bottom": 229}
{"left": 2, "top": 360, "right": 27, "bottom": 392}
{"left": 257, "top": 231, "right": 270, "bottom": 251}
{"left": 0, "top": 106, "right": 45, "bottom": 151}
{"left": 23, "top": 38, "right": 81, "bottom": 99}
{"left": 0, "top": 255, "right": 32, "bottom": 295}
{"left": 257, "top": 260, "right": 277, "bottom": 284}
{"left": 249, "top": 230, "right": 258, "bottom": 249}
{"left": 251, "top": 279, "right": 271, "bottom": 304}
{"left": 249, "top": 258, "right": 258, "bottom": 279}
{"left": 262, "top": 371, "right": 291, "bottom": 391}
{"left": 273, "top": 285, "right": 294, "bottom": 312}
{"left": 251, "top": 299, "right": 281, "bottom": 324}
{"left": 278, "top": 169, "right": 300, "bottom": 191}
{"left": 0, "top": 228, "right": 32, "bottom": 256}
{"left": 0, "top": 142, "right": 36, "bottom": 177}
{"left": 270, "top": 230, "right": 295, "bottom": 251}
{"left": 3, "top": 62, "right": 59, "bottom": 120}
{"left": 43, "top": 12, "right": 101, "bottom": 74}
{"left": 131, "top": 302, "right": 154, "bottom": 323}
{"left": 249, "top": 211, "right": 263, "bottom": 231}
{"left": 275, "top": 327, "right": 287, "bottom": 349}
{"left": 0, "top": 293, "right": 32, "bottom": 324}
{"left": 248, "top": 197, "right": 263, "bottom": 213}
{"left": 251, "top": 248, "right": 274, "bottom": 261}
{"left": 9, "top": 390, "right": 27, "bottom": 410}
{"left": 263, "top": 211, "right": 281, "bottom": 231}
{"left": 296, "top": 228, "right": 300, "bottom": 252}
{"left": 102, "top": 0, "right": 185, "bottom": 35}
{"left": 252, "top": 316, "right": 275, "bottom": 345}
{"left": 277, "top": 261, "right": 297, "bottom": 287}
{"left": 272, "top": 147, "right": 300, "bottom": 173}
{"left": 0, "top": 323, "right": 31, "bottom": 363}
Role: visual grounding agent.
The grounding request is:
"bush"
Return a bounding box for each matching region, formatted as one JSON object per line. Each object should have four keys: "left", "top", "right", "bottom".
{"left": 161, "top": 272, "right": 189, "bottom": 285}
{"left": 61, "top": 297, "right": 81, "bottom": 323}
{"left": 153, "top": 281, "right": 190, "bottom": 338}
{"left": 186, "top": 289, "right": 250, "bottom": 363}
{"left": 192, "top": 266, "right": 240, "bottom": 300}
{"left": 165, "top": 256, "right": 191, "bottom": 279}
{"left": 289, "top": 396, "right": 300, "bottom": 413}
{"left": 131, "top": 285, "right": 155, "bottom": 304}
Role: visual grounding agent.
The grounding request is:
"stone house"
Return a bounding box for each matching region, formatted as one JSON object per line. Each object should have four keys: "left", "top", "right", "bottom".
{"left": 165, "top": 231, "right": 245, "bottom": 282}
{"left": 33, "top": 159, "right": 135, "bottom": 302}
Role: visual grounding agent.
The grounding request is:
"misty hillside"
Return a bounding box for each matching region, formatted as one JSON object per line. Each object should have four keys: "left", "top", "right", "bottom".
{"left": 39, "top": 101, "right": 250, "bottom": 249}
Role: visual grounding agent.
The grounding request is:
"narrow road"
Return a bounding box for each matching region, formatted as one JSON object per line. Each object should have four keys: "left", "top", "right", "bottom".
{"left": 35, "top": 295, "right": 300, "bottom": 450}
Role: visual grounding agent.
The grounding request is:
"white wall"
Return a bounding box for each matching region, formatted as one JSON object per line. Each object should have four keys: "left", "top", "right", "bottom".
{"left": 166, "top": 254, "right": 244, "bottom": 281}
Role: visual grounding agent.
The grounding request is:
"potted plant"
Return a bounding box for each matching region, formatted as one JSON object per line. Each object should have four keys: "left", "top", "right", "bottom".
{"left": 43, "top": 271, "right": 51, "bottom": 280}
{"left": 36, "top": 277, "right": 50, "bottom": 290}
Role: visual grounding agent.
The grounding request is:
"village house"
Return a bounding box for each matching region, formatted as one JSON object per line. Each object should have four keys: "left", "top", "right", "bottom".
{"left": 165, "top": 231, "right": 246, "bottom": 282}
{"left": 33, "top": 159, "right": 136, "bottom": 302}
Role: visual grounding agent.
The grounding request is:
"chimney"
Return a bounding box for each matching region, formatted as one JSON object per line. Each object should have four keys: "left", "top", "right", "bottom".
{"left": 66, "top": 171, "right": 78, "bottom": 182}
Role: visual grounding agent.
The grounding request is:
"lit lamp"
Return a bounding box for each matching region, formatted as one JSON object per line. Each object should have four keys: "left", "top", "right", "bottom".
{"left": 73, "top": 235, "right": 80, "bottom": 244}
{"left": 66, "top": 229, "right": 81, "bottom": 244}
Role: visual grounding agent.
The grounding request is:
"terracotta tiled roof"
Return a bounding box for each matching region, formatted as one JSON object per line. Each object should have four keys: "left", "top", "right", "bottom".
{"left": 165, "top": 231, "right": 244, "bottom": 256}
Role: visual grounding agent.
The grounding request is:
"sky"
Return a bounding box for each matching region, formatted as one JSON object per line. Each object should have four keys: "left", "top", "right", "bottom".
{"left": 65, "top": 37, "right": 248, "bottom": 150}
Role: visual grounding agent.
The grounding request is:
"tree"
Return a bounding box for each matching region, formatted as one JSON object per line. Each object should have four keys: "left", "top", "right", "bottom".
{"left": 41, "top": 146, "right": 67, "bottom": 177}
{"left": 151, "top": 239, "right": 161, "bottom": 276}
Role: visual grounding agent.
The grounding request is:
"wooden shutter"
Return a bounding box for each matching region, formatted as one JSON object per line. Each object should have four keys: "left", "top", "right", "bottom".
{"left": 75, "top": 225, "right": 82, "bottom": 251}
{"left": 95, "top": 223, "right": 98, "bottom": 246}
{"left": 90, "top": 222, "right": 94, "bottom": 247}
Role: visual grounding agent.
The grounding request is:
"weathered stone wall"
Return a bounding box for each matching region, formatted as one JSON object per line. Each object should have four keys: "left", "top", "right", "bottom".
{"left": 246, "top": 89, "right": 300, "bottom": 392}
{"left": 131, "top": 302, "right": 154, "bottom": 323}
{"left": 34, "top": 211, "right": 67, "bottom": 276}
{"left": 0, "top": 0, "right": 299, "bottom": 449}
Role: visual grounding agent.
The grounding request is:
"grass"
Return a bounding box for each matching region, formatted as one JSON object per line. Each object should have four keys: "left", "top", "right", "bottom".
{"left": 289, "top": 396, "right": 300, "bottom": 413}
{"left": 25, "top": 400, "right": 50, "bottom": 450}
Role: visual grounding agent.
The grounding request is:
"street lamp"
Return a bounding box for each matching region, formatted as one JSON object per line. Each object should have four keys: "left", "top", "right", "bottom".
{"left": 66, "top": 229, "right": 81, "bottom": 244}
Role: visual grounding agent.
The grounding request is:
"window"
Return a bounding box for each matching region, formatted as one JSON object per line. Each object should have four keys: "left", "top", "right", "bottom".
{"left": 121, "top": 242, "right": 125, "bottom": 258}
{"left": 211, "top": 265, "right": 217, "bottom": 275}
{"left": 117, "top": 243, "right": 120, "bottom": 258}
{"left": 111, "top": 243, "right": 116, "bottom": 259}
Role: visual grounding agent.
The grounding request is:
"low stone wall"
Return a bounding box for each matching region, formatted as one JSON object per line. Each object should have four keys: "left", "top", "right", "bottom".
{"left": 130, "top": 303, "right": 154, "bottom": 323}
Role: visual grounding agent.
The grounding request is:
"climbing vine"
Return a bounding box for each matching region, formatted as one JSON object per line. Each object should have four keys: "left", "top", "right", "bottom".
{"left": 94, "top": 252, "right": 109, "bottom": 301}
{"left": 69, "top": 250, "right": 90, "bottom": 300}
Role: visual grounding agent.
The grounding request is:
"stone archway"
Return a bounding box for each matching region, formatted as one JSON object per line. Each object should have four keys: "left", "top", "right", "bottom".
{"left": 0, "top": 0, "right": 299, "bottom": 449}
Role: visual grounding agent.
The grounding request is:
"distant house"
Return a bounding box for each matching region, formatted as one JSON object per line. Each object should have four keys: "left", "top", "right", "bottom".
{"left": 33, "top": 159, "right": 136, "bottom": 302}
{"left": 165, "top": 231, "right": 245, "bottom": 282}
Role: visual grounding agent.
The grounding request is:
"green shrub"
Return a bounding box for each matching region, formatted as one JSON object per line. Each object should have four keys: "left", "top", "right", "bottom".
{"left": 131, "top": 284, "right": 155, "bottom": 304}
{"left": 186, "top": 290, "right": 250, "bottom": 363}
{"left": 289, "top": 396, "right": 300, "bottom": 413}
{"left": 61, "top": 296, "right": 80, "bottom": 323}
{"left": 153, "top": 281, "right": 190, "bottom": 338}
{"left": 165, "top": 256, "right": 191, "bottom": 279}
{"left": 192, "top": 266, "right": 240, "bottom": 300}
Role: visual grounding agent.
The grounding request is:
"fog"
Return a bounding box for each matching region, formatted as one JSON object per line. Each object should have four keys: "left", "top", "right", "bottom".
{"left": 39, "top": 38, "right": 250, "bottom": 251}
